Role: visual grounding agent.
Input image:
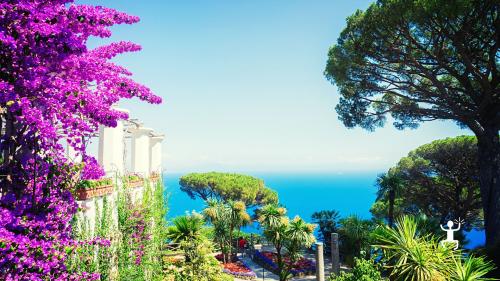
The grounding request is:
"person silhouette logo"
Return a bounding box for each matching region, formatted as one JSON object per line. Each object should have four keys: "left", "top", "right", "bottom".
{"left": 440, "top": 220, "right": 461, "bottom": 250}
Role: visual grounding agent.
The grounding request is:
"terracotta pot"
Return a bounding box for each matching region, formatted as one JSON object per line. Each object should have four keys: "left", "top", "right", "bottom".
{"left": 76, "top": 184, "right": 113, "bottom": 200}
{"left": 127, "top": 179, "right": 143, "bottom": 188}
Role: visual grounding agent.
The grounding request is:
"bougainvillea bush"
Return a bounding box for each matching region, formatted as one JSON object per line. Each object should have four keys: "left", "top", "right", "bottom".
{"left": 0, "top": 1, "right": 160, "bottom": 280}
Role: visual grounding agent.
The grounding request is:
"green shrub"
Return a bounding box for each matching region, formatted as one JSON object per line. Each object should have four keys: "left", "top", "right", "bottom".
{"left": 328, "top": 258, "right": 385, "bottom": 281}
{"left": 374, "top": 216, "right": 496, "bottom": 281}
{"left": 338, "top": 215, "right": 376, "bottom": 266}
{"left": 75, "top": 177, "right": 113, "bottom": 190}
{"left": 163, "top": 238, "right": 234, "bottom": 281}
{"left": 126, "top": 173, "right": 143, "bottom": 182}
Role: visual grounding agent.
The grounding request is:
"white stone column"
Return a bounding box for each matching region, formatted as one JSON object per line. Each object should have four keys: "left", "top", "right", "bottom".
{"left": 149, "top": 134, "right": 164, "bottom": 175}
{"left": 129, "top": 126, "right": 153, "bottom": 177}
{"left": 98, "top": 108, "right": 129, "bottom": 177}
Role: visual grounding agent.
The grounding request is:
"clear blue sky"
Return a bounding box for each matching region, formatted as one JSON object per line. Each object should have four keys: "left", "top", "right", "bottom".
{"left": 81, "top": 0, "right": 469, "bottom": 174}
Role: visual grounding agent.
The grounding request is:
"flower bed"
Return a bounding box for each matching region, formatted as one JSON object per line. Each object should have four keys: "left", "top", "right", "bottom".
{"left": 75, "top": 178, "right": 114, "bottom": 200}
{"left": 253, "top": 250, "right": 315, "bottom": 276}
{"left": 215, "top": 254, "right": 257, "bottom": 280}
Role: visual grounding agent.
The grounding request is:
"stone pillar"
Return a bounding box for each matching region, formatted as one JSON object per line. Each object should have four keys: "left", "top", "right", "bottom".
{"left": 129, "top": 126, "right": 153, "bottom": 177}
{"left": 149, "top": 134, "right": 164, "bottom": 175}
{"left": 98, "top": 108, "right": 128, "bottom": 177}
{"left": 331, "top": 233, "right": 340, "bottom": 275}
{"left": 315, "top": 242, "right": 325, "bottom": 281}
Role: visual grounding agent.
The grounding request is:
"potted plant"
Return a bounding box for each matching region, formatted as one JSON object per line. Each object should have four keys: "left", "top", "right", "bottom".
{"left": 75, "top": 178, "right": 114, "bottom": 200}
{"left": 125, "top": 173, "right": 144, "bottom": 188}
{"left": 150, "top": 171, "right": 161, "bottom": 181}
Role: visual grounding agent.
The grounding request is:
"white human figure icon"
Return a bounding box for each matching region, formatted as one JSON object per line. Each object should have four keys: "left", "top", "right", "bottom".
{"left": 440, "top": 220, "right": 461, "bottom": 250}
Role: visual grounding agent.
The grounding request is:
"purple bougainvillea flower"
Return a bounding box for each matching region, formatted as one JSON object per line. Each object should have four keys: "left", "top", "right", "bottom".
{"left": 0, "top": 1, "right": 160, "bottom": 280}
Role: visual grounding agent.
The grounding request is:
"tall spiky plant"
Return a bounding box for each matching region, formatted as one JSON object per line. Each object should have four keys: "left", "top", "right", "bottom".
{"left": 167, "top": 214, "right": 204, "bottom": 244}
{"left": 203, "top": 199, "right": 230, "bottom": 262}
{"left": 167, "top": 213, "right": 205, "bottom": 263}
{"left": 374, "top": 216, "right": 497, "bottom": 281}
{"left": 374, "top": 216, "right": 453, "bottom": 281}
{"left": 227, "top": 200, "right": 251, "bottom": 257}
{"left": 203, "top": 199, "right": 250, "bottom": 262}
{"left": 450, "top": 255, "right": 497, "bottom": 281}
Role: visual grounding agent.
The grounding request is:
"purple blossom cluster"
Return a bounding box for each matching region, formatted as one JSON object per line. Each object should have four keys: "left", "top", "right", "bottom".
{"left": 0, "top": 1, "right": 160, "bottom": 280}
{"left": 253, "top": 250, "right": 279, "bottom": 272}
{"left": 130, "top": 209, "right": 149, "bottom": 266}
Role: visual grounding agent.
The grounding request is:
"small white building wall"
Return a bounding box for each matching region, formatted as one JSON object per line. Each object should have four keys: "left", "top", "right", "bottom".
{"left": 77, "top": 191, "right": 115, "bottom": 236}
{"left": 98, "top": 108, "right": 128, "bottom": 177}
{"left": 130, "top": 127, "right": 153, "bottom": 177}
{"left": 149, "top": 135, "right": 164, "bottom": 175}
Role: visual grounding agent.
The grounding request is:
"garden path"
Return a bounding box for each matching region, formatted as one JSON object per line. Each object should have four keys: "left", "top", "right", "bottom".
{"left": 235, "top": 254, "right": 279, "bottom": 281}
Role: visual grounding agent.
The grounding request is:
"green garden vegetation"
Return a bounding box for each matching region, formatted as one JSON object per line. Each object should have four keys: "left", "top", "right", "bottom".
{"left": 311, "top": 210, "right": 340, "bottom": 249}
{"left": 337, "top": 215, "right": 376, "bottom": 267}
{"left": 328, "top": 258, "right": 384, "bottom": 281}
{"left": 324, "top": 0, "right": 500, "bottom": 265}
{"left": 165, "top": 212, "right": 234, "bottom": 281}
{"left": 374, "top": 216, "right": 495, "bottom": 281}
{"left": 68, "top": 197, "right": 114, "bottom": 280}
{"left": 125, "top": 173, "right": 145, "bottom": 183}
{"left": 372, "top": 136, "right": 484, "bottom": 240}
{"left": 69, "top": 179, "right": 168, "bottom": 281}
{"left": 75, "top": 178, "right": 114, "bottom": 190}
{"left": 203, "top": 199, "right": 251, "bottom": 263}
{"left": 257, "top": 205, "right": 316, "bottom": 281}
{"left": 326, "top": 216, "right": 497, "bottom": 280}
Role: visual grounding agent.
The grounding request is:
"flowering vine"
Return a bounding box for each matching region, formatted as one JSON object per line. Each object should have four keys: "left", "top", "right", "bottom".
{"left": 0, "top": 1, "right": 160, "bottom": 280}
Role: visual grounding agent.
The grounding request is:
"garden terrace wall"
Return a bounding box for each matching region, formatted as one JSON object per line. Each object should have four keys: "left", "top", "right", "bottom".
{"left": 76, "top": 188, "right": 119, "bottom": 236}
{"left": 75, "top": 176, "right": 164, "bottom": 236}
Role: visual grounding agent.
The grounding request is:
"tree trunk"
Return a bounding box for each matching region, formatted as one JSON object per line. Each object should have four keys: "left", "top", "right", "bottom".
{"left": 477, "top": 127, "right": 500, "bottom": 265}
{"left": 276, "top": 245, "right": 287, "bottom": 281}
{"left": 229, "top": 222, "right": 234, "bottom": 262}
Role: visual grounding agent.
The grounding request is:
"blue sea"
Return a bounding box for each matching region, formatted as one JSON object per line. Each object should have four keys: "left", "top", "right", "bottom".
{"left": 163, "top": 172, "right": 485, "bottom": 249}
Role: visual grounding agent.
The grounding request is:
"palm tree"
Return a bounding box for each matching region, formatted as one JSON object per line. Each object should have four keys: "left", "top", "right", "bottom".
{"left": 258, "top": 205, "right": 316, "bottom": 281}
{"left": 338, "top": 215, "right": 374, "bottom": 266}
{"left": 227, "top": 200, "right": 251, "bottom": 256}
{"left": 311, "top": 209, "right": 340, "bottom": 247}
{"left": 167, "top": 214, "right": 205, "bottom": 262}
{"left": 257, "top": 204, "right": 286, "bottom": 229}
{"left": 167, "top": 214, "right": 204, "bottom": 243}
{"left": 376, "top": 169, "right": 403, "bottom": 227}
{"left": 286, "top": 216, "right": 316, "bottom": 262}
{"left": 203, "top": 199, "right": 250, "bottom": 262}
{"left": 203, "top": 199, "right": 230, "bottom": 262}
